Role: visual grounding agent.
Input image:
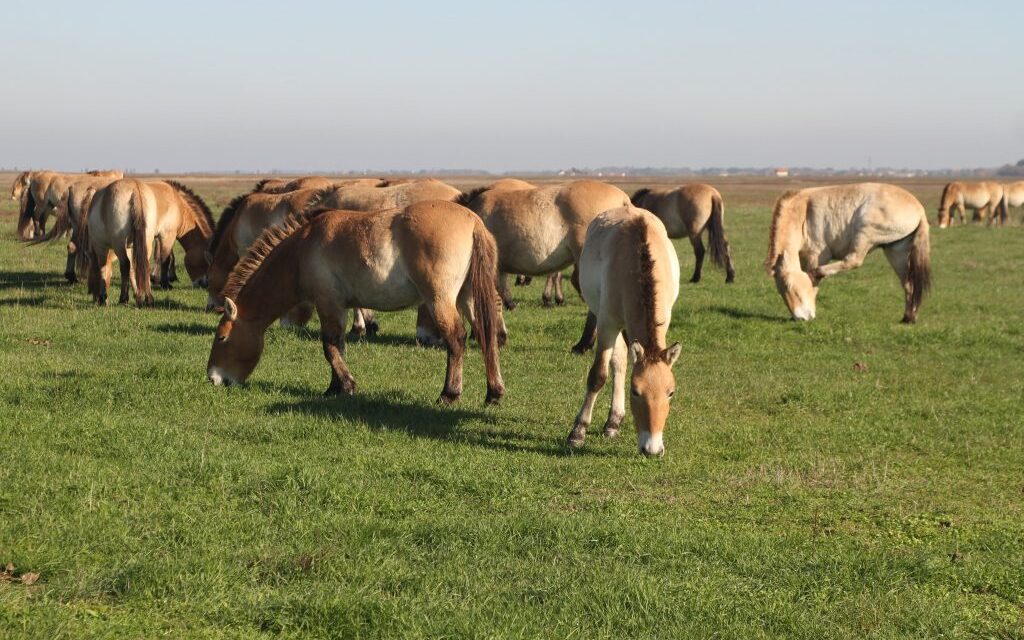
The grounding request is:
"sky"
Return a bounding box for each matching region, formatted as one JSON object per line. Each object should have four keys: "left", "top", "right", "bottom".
{"left": 4, "top": 0, "right": 1023, "bottom": 173}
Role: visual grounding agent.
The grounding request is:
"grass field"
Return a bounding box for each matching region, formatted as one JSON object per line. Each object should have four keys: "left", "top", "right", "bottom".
{"left": 1, "top": 175, "right": 1022, "bottom": 638}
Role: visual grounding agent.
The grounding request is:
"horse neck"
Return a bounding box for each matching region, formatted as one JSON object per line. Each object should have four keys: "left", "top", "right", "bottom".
{"left": 234, "top": 239, "right": 303, "bottom": 327}
{"left": 623, "top": 227, "right": 668, "bottom": 355}
{"left": 769, "top": 197, "right": 808, "bottom": 272}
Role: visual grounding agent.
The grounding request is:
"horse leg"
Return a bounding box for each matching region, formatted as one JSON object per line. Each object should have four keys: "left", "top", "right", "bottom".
{"left": 318, "top": 305, "right": 356, "bottom": 396}
{"left": 568, "top": 323, "right": 618, "bottom": 449}
{"left": 280, "top": 302, "right": 314, "bottom": 328}
{"left": 167, "top": 251, "right": 178, "bottom": 283}
{"left": 553, "top": 271, "right": 565, "bottom": 305}
{"left": 812, "top": 240, "right": 871, "bottom": 280}
{"left": 456, "top": 294, "right": 505, "bottom": 403}
{"left": 87, "top": 249, "right": 106, "bottom": 305}
{"left": 348, "top": 308, "right": 366, "bottom": 339}
{"left": 116, "top": 247, "right": 132, "bottom": 305}
{"left": 158, "top": 237, "right": 175, "bottom": 291}
{"left": 515, "top": 275, "right": 532, "bottom": 286}
{"left": 602, "top": 332, "right": 628, "bottom": 438}
{"left": 429, "top": 298, "right": 467, "bottom": 404}
{"left": 64, "top": 241, "right": 78, "bottom": 284}
{"left": 883, "top": 238, "right": 917, "bottom": 323}
{"left": 415, "top": 304, "right": 444, "bottom": 347}
{"left": 689, "top": 235, "right": 705, "bottom": 283}
{"left": 569, "top": 264, "right": 597, "bottom": 354}
{"left": 542, "top": 273, "right": 556, "bottom": 307}
{"left": 498, "top": 271, "right": 517, "bottom": 310}
{"left": 362, "top": 310, "right": 379, "bottom": 337}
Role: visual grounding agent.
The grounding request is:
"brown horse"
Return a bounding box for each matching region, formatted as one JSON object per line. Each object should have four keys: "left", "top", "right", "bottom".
{"left": 937, "top": 181, "right": 1005, "bottom": 228}
{"left": 255, "top": 176, "right": 336, "bottom": 194}
{"left": 451, "top": 180, "right": 631, "bottom": 352}
{"left": 631, "top": 184, "right": 735, "bottom": 283}
{"left": 566, "top": 206, "right": 681, "bottom": 457}
{"left": 767, "top": 183, "right": 931, "bottom": 323}
{"left": 206, "top": 201, "right": 505, "bottom": 404}
{"left": 83, "top": 179, "right": 214, "bottom": 306}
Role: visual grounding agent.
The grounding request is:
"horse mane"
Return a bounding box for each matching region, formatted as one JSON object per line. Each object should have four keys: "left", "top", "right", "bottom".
{"left": 630, "top": 188, "right": 651, "bottom": 207}
{"left": 939, "top": 182, "right": 955, "bottom": 210}
{"left": 457, "top": 185, "right": 490, "bottom": 207}
{"left": 221, "top": 211, "right": 316, "bottom": 303}
{"left": 163, "top": 180, "right": 215, "bottom": 237}
{"left": 624, "top": 217, "right": 663, "bottom": 356}
{"left": 301, "top": 186, "right": 337, "bottom": 213}
{"left": 254, "top": 178, "right": 273, "bottom": 192}
{"left": 765, "top": 190, "right": 803, "bottom": 273}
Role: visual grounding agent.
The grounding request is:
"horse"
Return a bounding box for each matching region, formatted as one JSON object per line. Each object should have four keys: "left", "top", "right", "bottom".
{"left": 255, "top": 176, "right": 336, "bottom": 194}
{"left": 766, "top": 183, "right": 931, "bottom": 323}
{"left": 462, "top": 179, "right": 568, "bottom": 306}
{"left": 31, "top": 174, "right": 124, "bottom": 280}
{"left": 566, "top": 206, "right": 681, "bottom": 457}
{"left": 631, "top": 184, "right": 736, "bottom": 284}
{"left": 999, "top": 181, "right": 1024, "bottom": 223}
{"left": 12, "top": 170, "right": 57, "bottom": 240}
{"left": 450, "top": 180, "right": 631, "bottom": 353}
{"left": 206, "top": 201, "right": 505, "bottom": 405}
{"left": 83, "top": 179, "right": 214, "bottom": 306}
{"left": 24, "top": 169, "right": 123, "bottom": 239}
{"left": 937, "top": 181, "right": 1005, "bottom": 228}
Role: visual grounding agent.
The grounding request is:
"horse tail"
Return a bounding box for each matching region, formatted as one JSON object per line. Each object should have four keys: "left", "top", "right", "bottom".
{"left": 469, "top": 220, "right": 505, "bottom": 404}
{"left": 706, "top": 192, "right": 732, "bottom": 272}
{"left": 908, "top": 214, "right": 931, "bottom": 312}
{"left": 128, "top": 184, "right": 151, "bottom": 302}
{"left": 74, "top": 187, "right": 98, "bottom": 279}
{"left": 16, "top": 190, "right": 37, "bottom": 241}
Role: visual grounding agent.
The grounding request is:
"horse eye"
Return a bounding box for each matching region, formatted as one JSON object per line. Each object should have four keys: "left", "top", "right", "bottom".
{"left": 631, "top": 387, "right": 640, "bottom": 397}
{"left": 216, "top": 334, "right": 228, "bottom": 343}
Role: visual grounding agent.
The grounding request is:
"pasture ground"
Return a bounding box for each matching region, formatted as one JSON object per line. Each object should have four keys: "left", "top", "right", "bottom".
{"left": 0, "top": 174, "right": 1022, "bottom": 638}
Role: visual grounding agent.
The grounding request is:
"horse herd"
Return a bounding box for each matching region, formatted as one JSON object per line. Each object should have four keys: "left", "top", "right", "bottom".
{"left": 8, "top": 171, "right": 1016, "bottom": 456}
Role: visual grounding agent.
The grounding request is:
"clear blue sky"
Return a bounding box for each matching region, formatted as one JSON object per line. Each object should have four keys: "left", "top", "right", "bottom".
{"left": 4, "top": 0, "right": 1022, "bottom": 172}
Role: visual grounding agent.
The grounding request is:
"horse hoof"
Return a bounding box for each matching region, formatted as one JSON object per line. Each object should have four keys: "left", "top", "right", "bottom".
{"left": 726, "top": 274, "right": 736, "bottom": 284}
{"left": 346, "top": 329, "right": 365, "bottom": 341}
{"left": 555, "top": 297, "right": 565, "bottom": 306}
{"left": 365, "top": 322, "right": 380, "bottom": 338}
{"left": 566, "top": 427, "right": 587, "bottom": 449}
{"left": 485, "top": 387, "right": 504, "bottom": 405}
{"left": 689, "top": 275, "right": 702, "bottom": 284}
{"left": 542, "top": 297, "right": 554, "bottom": 308}
{"left": 497, "top": 331, "right": 508, "bottom": 348}
{"left": 503, "top": 300, "right": 517, "bottom": 311}
{"left": 438, "top": 391, "right": 461, "bottom": 404}
{"left": 570, "top": 343, "right": 591, "bottom": 355}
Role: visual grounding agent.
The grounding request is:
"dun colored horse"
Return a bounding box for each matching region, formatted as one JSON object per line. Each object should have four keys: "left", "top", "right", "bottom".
{"left": 937, "top": 181, "right": 1004, "bottom": 228}
{"left": 631, "top": 184, "right": 736, "bottom": 283}
{"left": 206, "top": 201, "right": 505, "bottom": 404}
{"left": 999, "top": 181, "right": 1024, "bottom": 223}
{"left": 449, "top": 180, "right": 631, "bottom": 352}
{"left": 83, "top": 179, "right": 214, "bottom": 306}
{"left": 766, "top": 183, "right": 931, "bottom": 323}
{"left": 566, "top": 206, "right": 681, "bottom": 457}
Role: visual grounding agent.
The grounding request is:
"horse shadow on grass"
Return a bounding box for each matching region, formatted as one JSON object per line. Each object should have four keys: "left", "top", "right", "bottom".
{"left": 706, "top": 305, "right": 788, "bottom": 323}
{"left": 0, "top": 270, "right": 68, "bottom": 291}
{"left": 153, "top": 321, "right": 215, "bottom": 337}
{"left": 0, "top": 295, "right": 48, "bottom": 308}
{"left": 262, "top": 386, "right": 602, "bottom": 457}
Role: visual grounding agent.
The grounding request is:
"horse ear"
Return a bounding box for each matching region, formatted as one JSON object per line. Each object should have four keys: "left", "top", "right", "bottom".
{"left": 663, "top": 342, "right": 682, "bottom": 367}
{"left": 224, "top": 297, "right": 238, "bottom": 321}
{"left": 629, "top": 341, "right": 645, "bottom": 364}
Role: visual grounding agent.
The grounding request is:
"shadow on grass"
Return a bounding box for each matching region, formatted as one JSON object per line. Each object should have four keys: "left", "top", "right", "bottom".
{"left": 706, "top": 305, "right": 788, "bottom": 323}
{"left": 263, "top": 387, "right": 598, "bottom": 457}
{"left": 153, "top": 322, "right": 214, "bottom": 336}
{"left": 0, "top": 270, "right": 67, "bottom": 291}
{"left": 0, "top": 295, "right": 49, "bottom": 307}
{"left": 152, "top": 298, "right": 208, "bottom": 313}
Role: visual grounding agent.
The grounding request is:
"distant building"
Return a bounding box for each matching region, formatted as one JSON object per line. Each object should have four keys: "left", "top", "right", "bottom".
{"left": 774, "top": 168, "right": 789, "bottom": 177}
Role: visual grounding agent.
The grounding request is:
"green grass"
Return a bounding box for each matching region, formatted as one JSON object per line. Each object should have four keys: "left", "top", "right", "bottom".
{"left": 1, "top": 180, "right": 1022, "bottom": 638}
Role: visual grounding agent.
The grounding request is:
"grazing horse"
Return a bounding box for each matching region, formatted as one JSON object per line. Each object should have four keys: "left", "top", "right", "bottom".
{"left": 766, "top": 183, "right": 931, "bottom": 323}
{"left": 631, "top": 184, "right": 736, "bottom": 283}
{"left": 999, "top": 181, "right": 1024, "bottom": 223}
{"left": 450, "top": 180, "right": 630, "bottom": 353}
{"left": 83, "top": 179, "right": 214, "bottom": 306}
{"left": 29, "top": 171, "right": 125, "bottom": 239}
{"left": 206, "top": 201, "right": 505, "bottom": 405}
{"left": 462, "top": 179, "right": 568, "bottom": 306}
{"left": 937, "top": 181, "right": 1005, "bottom": 228}
{"left": 566, "top": 206, "right": 681, "bottom": 457}
{"left": 12, "top": 170, "right": 58, "bottom": 240}
{"left": 255, "top": 176, "right": 335, "bottom": 194}
{"left": 31, "top": 175, "right": 123, "bottom": 280}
